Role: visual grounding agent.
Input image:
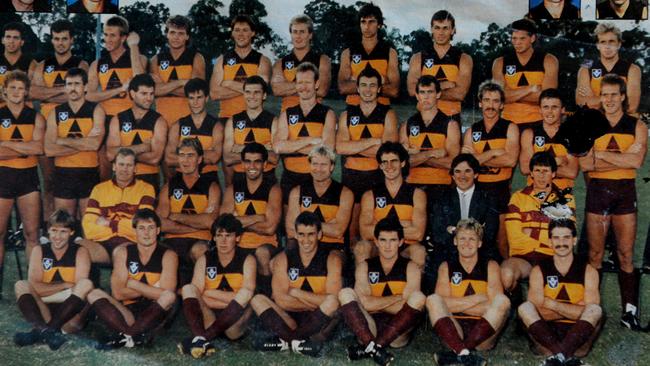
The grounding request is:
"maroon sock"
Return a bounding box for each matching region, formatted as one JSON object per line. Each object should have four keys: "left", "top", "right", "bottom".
{"left": 259, "top": 308, "right": 294, "bottom": 341}
{"left": 375, "top": 303, "right": 421, "bottom": 347}
{"left": 47, "top": 294, "right": 85, "bottom": 330}
{"left": 293, "top": 309, "right": 330, "bottom": 340}
{"left": 17, "top": 294, "right": 47, "bottom": 329}
{"left": 205, "top": 300, "right": 244, "bottom": 340}
{"left": 433, "top": 317, "right": 466, "bottom": 354}
{"left": 129, "top": 301, "right": 167, "bottom": 335}
{"left": 340, "top": 301, "right": 374, "bottom": 345}
{"left": 527, "top": 320, "right": 562, "bottom": 354}
{"left": 618, "top": 269, "right": 639, "bottom": 310}
{"left": 92, "top": 298, "right": 129, "bottom": 334}
{"left": 560, "top": 320, "right": 595, "bottom": 357}
{"left": 464, "top": 317, "right": 496, "bottom": 350}
{"left": 183, "top": 298, "right": 206, "bottom": 338}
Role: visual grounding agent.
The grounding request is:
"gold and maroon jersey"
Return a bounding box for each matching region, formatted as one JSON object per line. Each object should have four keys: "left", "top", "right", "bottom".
{"left": 232, "top": 174, "right": 278, "bottom": 248}
{"left": 286, "top": 246, "right": 329, "bottom": 295}
{"left": 97, "top": 49, "right": 133, "bottom": 116}
{"left": 165, "top": 173, "right": 213, "bottom": 241}
{"left": 204, "top": 246, "right": 249, "bottom": 293}
{"left": 117, "top": 108, "right": 161, "bottom": 176}
{"left": 469, "top": 118, "right": 514, "bottom": 183}
{"left": 366, "top": 256, "right": 409, "bottom": 297}
{"left": 343, "top": 103, "right": 388, "bottom": 172}
{"left": 346, "top": 41, "right": 391, "bottom": 106}
{"left": 282, "top": 103, "right": 329, "bottom": 174}
{"left": 123, "top": 243, "right": 168, "bottom": 305}
{"left": 419, "top": 46, "right": 463, "bottom": 116}
{"left": 589, "top": 114, "right": 637, "bottom": 180}
{"left": 41, "top": 242, "right": 80, "bottom": 284}
{"left": 219, "top": 49, "right": 262, "bottom": 118}
{"left": 502, "top": 49, "right": 546, "bottom": 124}
{"left": 0, "top": 105, "right": 38, "bottom": 169}
{"left": 54, "top": 101, "right": 99, "bottom": 168}
{"left": 405, "top": 110, "right": 454, "bottom": 185}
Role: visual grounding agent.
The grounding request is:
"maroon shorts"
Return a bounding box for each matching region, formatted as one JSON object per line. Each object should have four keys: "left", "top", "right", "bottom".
{"left": 512, "top": 252, "right": 553, "bottom": 267}
{"left": 586, "top": 178, "right": 636, "bottom": 215}
{"left": 100, "top": 237, "right": 131, "bottom": 257}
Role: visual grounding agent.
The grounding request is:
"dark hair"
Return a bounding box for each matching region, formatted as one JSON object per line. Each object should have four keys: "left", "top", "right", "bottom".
{"left": 115, "top": 147, "right": 136, "bottom": 160}
{"left": 374, "top": 218, "right": 404, "bottom": 240}
{"left": 478, "top": 80, "right": 505, "bottom": 103}
{"left": 356, "top": 65, "right": 383, "bottom": 89}
{"left": 358, "top": 2, "right": 384, "bottom": 26}
{"left": 601, "top": 73, "right": 629, "bottom": 111}
{"left": 294, "top": 211, "right": 322, "bottom": 232}
{"left": 3, "top": 22, "right": 25, "bottom": 39}
{"left": 296, "top": 62, "right": 319, "bottom": 82}
{"left": 243, "top": 75, "right": 268, "bottom": 94}
{"left": 65, "top": 67, "right": 88, "bottom": 85}
{"left": 231, "top": 14, "right": 257, "bottom": 32}
{"left": 431, "top": 10, "right": 455, "bottom": 29}
{"left": 105, "top": 16, "right": 129, "bottom": 36}
{"left": 4, "top": 70, "right": 30, "bottom": 90}
{"left": 511, "top": 18, "right": 537, "bottom": 36}
{"left": 211, "top": 213, "right": 244, "bottom": 237}
{"left": 549, "top": 218, "right": 577, "bottom": 237}
{"left": 450, "top": 153, "right": 480, "bottom": 176}
{"left": 177, "top": 137, "right": 204, "bottom": 157}
{"left": 48, "top": 209, "right": 76, "bottom": 231}
{"left": 416, "top": 75, "right": 441, "bottom": 94}
{"left": 132, "top": 208, "right": 161, "bottom": 228}
{"left": 184, "top": 78, "right": 209, "bottom": 97}
{"left": 376, "top": 141, "right": 410, "bottom": 177}
{"left": 241, "top": 142, "right": 268, "bottom": 162}
{"left": 128, "top": 73, "right": 155, "bottom": 93}
{"left": 529, "top": 151, "right": 557, "bottom": 172}
{"left": 539, "top": 88, "right": 563, "bottom": 106}
{"left": 166, "top": 15, "right": 191, "bottom": 33}
{"left": 51, "top": 19, "right": 73, "bottom": 37}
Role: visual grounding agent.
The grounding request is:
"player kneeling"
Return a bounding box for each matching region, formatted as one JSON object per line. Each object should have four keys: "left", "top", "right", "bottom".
{"left": 427, "top": 218, "right": 510, "bottom": 366}
{"left": 14, "top": 210, "right": 93, "bottom": 350}
{"left": 178, "top": 214, "right": 256, "bottom": 358}
{"left": 339, "top": 218, "right": 425, "bottom": 366}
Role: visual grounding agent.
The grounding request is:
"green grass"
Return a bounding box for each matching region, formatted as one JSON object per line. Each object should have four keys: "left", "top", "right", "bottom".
{"left": 1, "top": 99, "right": 650, "bottom": 365}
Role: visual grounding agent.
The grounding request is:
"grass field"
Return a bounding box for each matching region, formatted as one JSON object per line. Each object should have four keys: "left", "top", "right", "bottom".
{"left": 1, "top": 98, "right": 649, "bottom": 365}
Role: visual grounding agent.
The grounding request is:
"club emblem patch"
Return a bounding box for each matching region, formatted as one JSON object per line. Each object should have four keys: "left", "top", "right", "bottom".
{"left": 352, "top": 54, "right": 362, "bottom": 64}
{"left": 45, "top": 65, "right": 55, "bottom": 74}
{"left": 42, "top": 258, "right": 53, "bottom": 270}
{"left": 122, "top": 122, "right": 132, "bottom": 133}
{"left": 226, "top": 58, "right": 236, "bottom": 66}
{"left": 505, "top": 65, "right": 516, "bottom": 75}
{"left": 58, "top": 112, "right": 69, "bottom": 121}
{"left": 409, "top": 125, "right": 420, "bottom": 136}
{"left": 350, "top": 116, "right": 360, "bottom": 126}
{"left": 129, "top": 261, "right": 140, "bottom": 275}
{"left": 99, "top": 64, "right": 109, "bottom": 73}
{"left": 236, "top": 120, "right": 246, "bottom": 130}
{"left": 288, "top": 268, "right": 300, "bottom": 281}
{"left": 534, "top": 136, "right": 545, "bottom": 147}
{"left": 285, "top": 61, "right": 294, "bottom": 70}
{"left": 288, "top": 114, "right": 299, "bottom": 125}
{"left": 451, "top": 272, "right": 463, "bottom": 285}
{"left": 0, "top": 66, "right": 7, "bottom": 74}
{"left": 301, "top": 196, "right": 312, "bottom": 208}
{"left": 368, "top": 272, "right": 380, "bottom": 284}
{"left": 375, "top": 197, "right": 387, "bottom": 208}
{"left": 206, "top": 266, "right": 218, "bottom": 280}
{"left": 160, "top": 60, "right": 170, "bottom": 70}
{"left": 424, "top": 58, "right": 434, "bottom": 69}
{"left": 173, "top": 188, "right": 184, "bottom": 200}
{"left": 235, "top": 192, "right": 245, "bottom": 203}
{"left": 547, "top": 275, "right": 559, "bottom": 289}
{"left": 591, "top": 68, "right": 602, "bottom": 78}
{"left": 1, "top": 119, "right": 11, "bottom": 129}
{"left": 472, "top": 131, "right": 482, "bottom": 142}
{"left": 181, "top": 125, "right": 192, "bottom": 136}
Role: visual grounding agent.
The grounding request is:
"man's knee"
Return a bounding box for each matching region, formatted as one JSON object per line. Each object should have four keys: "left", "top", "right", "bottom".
{"left": 73, "top": 278, "right": 94, "bottom": 297}
{"left": 407, "top": 291, "right": 426, "bottom": 310}
{"left": 235, "top": 288, "right": 254, "bottom": 305}
{"left": 426, "top": 294, "right": 444, "bottom": 313}
{"left": 320, "top": 294, "right": 340, "bottom": 315}
{"left": 338, "top": 287, "right": 358, "bottom": 305}
{"left": 250, "top": 294, "right": 271, "bottom": 314}
{"left": 181, "top": 284, "right": 199, "bottom": 299}
{"left": 158, "top": 290, "right": 177, "bottom": 309}
{"left": 492, "top": 293, "right": 511, "bottom": 313}
{"left": 583, "top": 303, "right": 603, "bottom": 323}
{"left": 517, "top": 301, "right": 538, "bottom": 323}
{"left": 14, "top": 280, "right": 31, "bottom": 296}
{"left": 190, "top": 242, "right": 208, "bottom": 261}
{"left": 87, "top": 288, "right": 109, "bottom": 304}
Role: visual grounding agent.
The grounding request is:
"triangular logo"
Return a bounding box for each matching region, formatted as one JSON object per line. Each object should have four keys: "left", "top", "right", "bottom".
{"left": 381, "top": 284, "right": 393, "bottom": 296}
{"left": 298, "top": 124, "right": 310, "bottom": 137}
{"left": 67, "top": 120, "right": 83, "bottom": 138}
{"left": 53, "top": 73, "right": 65, "bottom": 86}
{"left": 483, "top": 141, "right": 491, "bottom": 151}
{"left": 385, "top": 206, "right": 400, "bottom": 221}
{"left": 244, "top": 130, "right": 255, "bottom": 143}
{"left": 235, "top": 65, "right": 247, "bottom": 82}
{"left": 182, "top": 196, "right": 196, "bottom": 214}
{"left": 313, "top": 206, "right": 325, "bottom": 222}
{"left": 131, "top": 133, "right": 143, "bottom": 145}
{"left": 547, "top": 146, "right": 556, "bottom": 157}
{"left": 435, "top": 67, "right": 447, "bottom": 81}
{"left": 168, "top": 68, "right": 178, "bottom": 81}
{"left": 107, "top": 71, "right": 121, "bottom": 87}
{"left": 245, "top": 202, "right": 256, "bottom": 216}
{"left": 139, "top": 274, "right": 148, "bottom": 283}
{"left": 606, "top": 136, "right": 620, "bottom": 151}
{"left": 301, "top": 278, "right": 313, "bottom": 292}
{"left": 10, "top": 127, "right": 23, "bottom": 140}
{"left": 517, "top": 73, "right": 529, "bottom": 87}
{"left": 421, "top": 135, "right": 433, "bottom": 149}
{"left": 218, "top": 276, "right": 233, "bottom": 291}
{"left": 464, "top": 282, "right": 476, "bottom": 296}
{"left": 360, "top": 126, "right": 372, "bottom": 139}
{"left": 52, "top": 270, "right": 64, "bottom": 283}
{"left": 556, "top": 285, "right": 571, "bottom": 302}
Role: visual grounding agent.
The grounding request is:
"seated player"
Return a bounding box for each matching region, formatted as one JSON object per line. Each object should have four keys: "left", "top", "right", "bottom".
{"left": 501, "top": 151, "right": 576, "bottom": 294}
{"left": 80, "top": 148, "right": 155, "bottom": 264}
{"left": 518, "top": 219, "right": 602, "bottom": 366}
{"left": 339, "top": 218, "right": 425, "bottom": 366}
{"left": 357, "top": 142, "right": 426, "bottom": 267}
{"left": 250, "top": 212, "right": 342, "bottom": 357}
{"left": 14, "top": 210, "right": 93, "bottom": 350}
{"left": 427, "top": 218, "right": 510, "bottom": 366}
{"left": 157, "top": 137, "right": 220, "bottom": 284}
{"left": 178, "top": 214, "right": 256, "bottom": 358}
{"left": 87, "top": 209, "right": 178, "bottom": 349}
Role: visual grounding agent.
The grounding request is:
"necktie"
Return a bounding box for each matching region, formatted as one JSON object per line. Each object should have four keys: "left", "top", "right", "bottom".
{"left": 460, "top": 192, "right": 469, "bottom": 220}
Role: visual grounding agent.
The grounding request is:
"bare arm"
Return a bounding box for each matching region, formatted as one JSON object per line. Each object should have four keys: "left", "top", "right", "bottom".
{"left": 441, "top": 53, "right": 472, "bottom": 102}
{"left": 150, "top": 55, "right": 187, "bottom": 97}
{"left": 359, "top": 190, "right": 376, "bottom": 241}
{"left": 203, "top": 255, "right": 256, "bottom": 309}
{"left": 284, "top": 186, "right": 300, "bottom": 238}
{"left": 406, "top": 53, "right": 422, "bottom": 97}
{"left": 169, "top": 182, "right": 220, "bottom": 229}
{"left": 209, "top": 56, "right": 241, "bottom": 100}
{"left": 355, "top": 261, "right": 403, "bottom": 312}
{"left": 222, "top": 117, "right": 239, "bottom": 165}
{"left": 271, "top": 253, "right": 315, "bottom": 311}
{"left": 136, "top": 117, "right": 168, "bottom": 165}
{"left": 203, "top": 120, "right": 223, "bottom": 165}
{"left": 402, "top": 188, "right": 427, "bottom": 242}
{"left": 164, "top": 122, "right": 180, "bottom": 167}
{"left": 595, "top": 121, "right": 647, "bottom": 169}
{"left": 111, "top": 247, "right": 146, "bottom": 301}
{"left": 380, "top": 48, "right": 400, "bottom": 98}
{"left": 423, "top": 120, "right": 461, "bottom": 169}
{"left": 1, "top": 112, "right": 45, "bottom": 156}
{"left": 30, "top": 62, "right": 66, "bottom": 103}
{"left": 436, "top": 262, "right": 488, "bottom": 314}
{"left": 483, "top": 123, "right": 520, "bottom": 168}
{"left": 157, "top": 184, "right": 198, "bottom": 234}
{"left": 86, "top": 60, "right": 129, "bottom": 103}
{"left": 126, "top": 250, "right": 178, "bottom": 300}
{"left": 56, "top": 104, "right": 105, "bottom": 152}
{"left": 28, "top": 246, "right": 73, "bottom": 297}
{"left": 528, "top": 265, "right": 562, "bottom": 320}
{"left": 270, "top": 59, "right": 295, "bottom": 97}
{"left": 626, "top": 64, "right": 641, "bottom": 114}
{"left": 575, "top": 67, "right": 600, "bottom": 109}
{"left": 44, "top": 111, "right": 76, "bottom": 157}
{"left": 320, "top": 187, "right": 354, "bottom": 240}
{"left": 337, "top": 49, "right": 357, "bottom": 96}
{"left": 290, "top": 252, "right": 342, "bottom": 307}
{"left": 519, "top": 54, "right": 558, "bottom": 104}
{"left": 335, "top": 111, "right": 381, "bottom": 155}
{"left": 316, "top": 55, "right": 332, "bottom": 98}
{"left": 272, "top": 112, "right": 320, "bottom": 154}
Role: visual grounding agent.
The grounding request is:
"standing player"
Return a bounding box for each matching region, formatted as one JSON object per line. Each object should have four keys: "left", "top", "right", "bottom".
{"left": 0, "top": 22, "right": 37, "bottom": 90}
{"left": 338, "top": 3, "right": 399, "bottom": 106}
{"left": 402, "top": 75, "right": 461, "bottom": 204}
{"left": 271, "top": 14, "right": 331, "bottom": 111}
{"left": 407, "top": 10, "right": 472, "bottom": 122}
{"left": 13, "top": 210, "right": 93, "bottom": 350}
{"left": 165, "top": 78, "right": 223, "bottom": 183}
{"left": 427, "top": 218, "right": 510, "bottom": 366}
{"left": 578, "top": 74, "right": 647, "bottom": 330}
{"left": 0, "top": 71, "right": 45, "bottom": 294}
{"left": 492, "top": 19, "right": 558, "bottom": 130}
{"left": 87, "top": 209, "right": 178, "bottom": 348}
{"left": 576, "top": 22, "right": 641, "bottom": 115}
{"left": 518, "top": 219, "right": 602, "bottom": 366}
{"left": 178, "top": 214, "right": 256, "bottom": 359}
{"left": 106, "top": 74, "right": 168, "bottom": 191}
{"left": 44, "top": 68, "right": 105, "bottom": 217}
{"left": 273, "top": 62, "right": 336, "bottom": 207}
{"left": 462, "top": 81, "right": 519, "bottom": 258}
{"left": 336, "top": 67, "right": 398, "bottom": 241}
{"left": 339, "top": 219, "right": 425, "bottom": 366}
{"left": 151, "top": 15, "right": 206, "bottom": 128}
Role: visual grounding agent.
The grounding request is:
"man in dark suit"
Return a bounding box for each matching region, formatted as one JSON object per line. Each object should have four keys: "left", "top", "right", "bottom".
{"left": 424, "top": 154, "right": 499, "bottom": 292}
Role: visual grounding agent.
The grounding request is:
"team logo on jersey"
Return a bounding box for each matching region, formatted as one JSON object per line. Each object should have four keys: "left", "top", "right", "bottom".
{"left": 288, "top": 268, "right": 300, "bottom": 282}
{"left": 409, "top": 125, "right": 420, "bottom": 137}
{"left": 375, "top": 197, "right": 387, "bottom": 208}
{"left": 285, "top": 61, "right": 294, "bottom": 70}
{"left": 226, "top": 58, "right": 237, "bottom": 66}
{"left": 288, "top": 114, "right": 299, "bottom": 125}
{"left": 368, "top": 272, "right": 380, "bottom": 284}
{"left": 235, "top": 192, "right": 245, "bottom": 203}
{"left": 173, "top": 188, "right": 184, "bottom": 200}
{"left": 42, "top": 258, "right": 54, "bottom": 270}
{"left": 451, "top": 272, "right": 463, "bottom": 285}
{"left": 122, "top": 122, "right": 132, "bottom": 133}
{"left": 505, "top": 65, "right": 516, "bottom": 75}
{"left": 424, "top": 58, "right": 434, "bottom": 69}
{"left": 472, "top": 131, "right": 482, "bottom": 142}
{"left": 1, "top": 119, "right": 11, "bottom": 128}
{"left": 547, "top": 275, "right": 559, "bottom": 289}
{"left": 99, "top": 64, "right": 109, "bottom": 74}
{"left": 0, "top": 66, "right": 6, "bottom": 74}
{"left": 534, "top": 136, "right": 546, "bottom": 147}
{"left": 352, "top": 54, "right": 362, "bottom": 64}
{"left": 206, "top": 266, "right": 218, "bottom": 280}
{"left": 45, "top": 65, "right": 55, "bottom": 74}
{"left": 591, "top": 68, "right": 602, "bottom": 78}
{"left": 160, "top": 60, "right": 170, "bottom": 70}
{"left": 350, "top": 116, "right": 360, "bottom": 126}
{"left": 58, "top": 112, "right": 69, "bottom": 121}
{"left": 301, "top": 196, "right": 312, "bottom": 208}
{"left": 181, "top": 125, "right": 192, "bottom": 136}
{"left": 236, "top": 120, "right": 247, "bottom": 130}
{"left": 128, "top": 261, "right": 140, "bottom": 275}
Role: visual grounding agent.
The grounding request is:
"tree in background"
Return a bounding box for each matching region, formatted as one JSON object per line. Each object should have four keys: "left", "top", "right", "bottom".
{"left": 188, "top": 0, "right": 230, "bottom": 71}
{"left": 120, "top": 1, "right": 170, "bottom": 57}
